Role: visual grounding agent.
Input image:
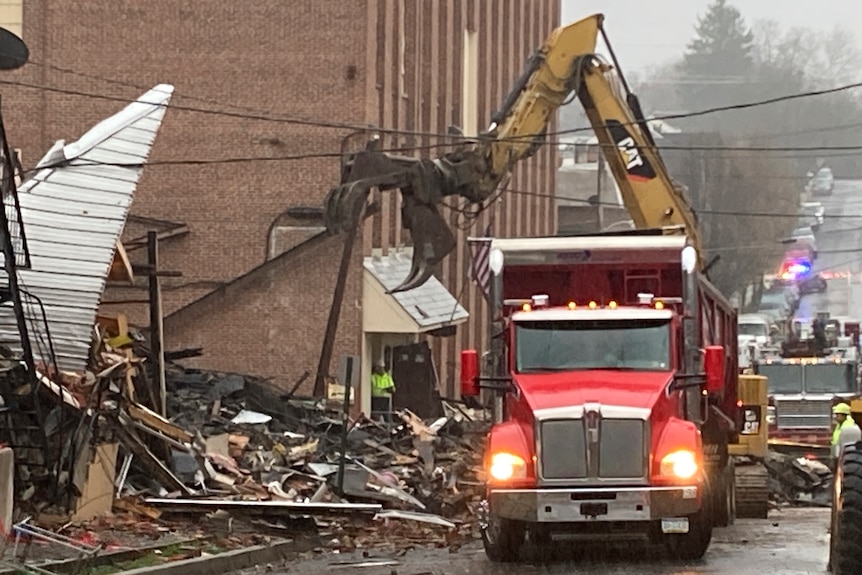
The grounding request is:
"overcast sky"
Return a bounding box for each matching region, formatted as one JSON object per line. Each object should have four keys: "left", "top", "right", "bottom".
{"left": 561, "top": 0, "right": 862, "bottom": 75}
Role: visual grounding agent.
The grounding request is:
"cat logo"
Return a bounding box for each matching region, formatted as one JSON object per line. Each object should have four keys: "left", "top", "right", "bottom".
{"left": 606, "top": 119, "right": 657, "bottom": 182}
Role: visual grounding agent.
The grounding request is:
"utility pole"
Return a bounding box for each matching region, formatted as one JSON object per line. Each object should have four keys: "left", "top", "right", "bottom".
{"left": 597, "top": 152, "right": 605, "bottom": 231}
{"left": 147, "top": 231, "right": 167, "bottom": 416}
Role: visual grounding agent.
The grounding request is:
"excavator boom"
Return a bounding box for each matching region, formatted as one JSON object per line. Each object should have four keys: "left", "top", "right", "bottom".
{"left": 322, "top": 13, "right": 701, "bottom": 292}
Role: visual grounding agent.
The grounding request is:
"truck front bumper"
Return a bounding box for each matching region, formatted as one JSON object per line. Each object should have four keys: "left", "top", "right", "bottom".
{"left": 487, "top": 486, "right": 700, "bottom": 523}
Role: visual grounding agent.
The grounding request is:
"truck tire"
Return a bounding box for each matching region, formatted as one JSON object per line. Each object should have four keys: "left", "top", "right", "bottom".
{"left": 713, "top": 463, "right": 735, "bottom": 527}
{"left": 665, "top": 485, "right": 713, "bottom": 561}
{"left": 831, "top": 449, "right": 862, "bottom": 574}
{"left": 482, "top": 518, "right": 525, "bottom": 563}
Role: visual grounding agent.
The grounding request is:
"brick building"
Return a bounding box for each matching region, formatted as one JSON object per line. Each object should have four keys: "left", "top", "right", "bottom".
{"left": 0, "top": 0, "right": 559, "bottom": 413}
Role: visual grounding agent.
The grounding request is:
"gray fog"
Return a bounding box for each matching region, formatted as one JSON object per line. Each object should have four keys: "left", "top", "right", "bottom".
{"left": 562, "top": 0, "right": 862, "bottom": 76}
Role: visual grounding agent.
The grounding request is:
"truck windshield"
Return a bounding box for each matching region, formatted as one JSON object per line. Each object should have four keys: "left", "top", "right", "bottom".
{"left": 804, "top": 363, "right": 857, "bottom": 394}
{"left": 515, "top": 318, "right": 671, "bottom": 372}
{"left": 759, "top": 364, "right": 803, "bottom": 394}
{"left": 739, "top": 323, "right": 768, "bottom": 338}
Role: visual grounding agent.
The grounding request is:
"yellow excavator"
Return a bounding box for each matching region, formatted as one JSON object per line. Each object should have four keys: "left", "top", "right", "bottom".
{"left": 323, "top": 13, "right": 770, "bottom": 519}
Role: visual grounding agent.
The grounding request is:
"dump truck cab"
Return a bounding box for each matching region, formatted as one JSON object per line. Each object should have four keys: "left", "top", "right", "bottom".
{"left": 462, "top": 234, "right": 741, "bottom": 562}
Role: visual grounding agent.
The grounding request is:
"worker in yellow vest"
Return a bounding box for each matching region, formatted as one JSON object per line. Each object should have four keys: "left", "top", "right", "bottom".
{"left": 371, "top": 361, "right": 396, "bottom": 422}
{"left": 832, "top": 403, "right": 859, "bottom": 458}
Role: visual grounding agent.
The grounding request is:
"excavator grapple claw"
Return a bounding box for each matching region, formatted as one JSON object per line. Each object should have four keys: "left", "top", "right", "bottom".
{"left": 321, "top": 147, "right": 459, "bottom": 294}
{"left": 389, "top": 195, "right": 456, "bottom": 294}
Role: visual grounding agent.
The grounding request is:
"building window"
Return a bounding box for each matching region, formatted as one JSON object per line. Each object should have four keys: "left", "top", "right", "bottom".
{"left": 461, "top": 29, "right": 479, "bottom": 138}
{"left": 0, "top": 0, "right": 22, "bottom": 39}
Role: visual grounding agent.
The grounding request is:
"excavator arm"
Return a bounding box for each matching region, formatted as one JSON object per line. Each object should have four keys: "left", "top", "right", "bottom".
{"left": 323, "top": 13, "right": 701, "bottom": 293}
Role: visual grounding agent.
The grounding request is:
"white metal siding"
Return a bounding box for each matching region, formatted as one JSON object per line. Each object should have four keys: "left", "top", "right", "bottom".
{"left": 0, "top": 84, "right": 174, "bottom": 373}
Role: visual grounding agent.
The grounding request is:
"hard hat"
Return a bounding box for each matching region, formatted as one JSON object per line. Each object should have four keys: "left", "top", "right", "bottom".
{"left": 833, "top": 403, "right": 852, "bottom": 415}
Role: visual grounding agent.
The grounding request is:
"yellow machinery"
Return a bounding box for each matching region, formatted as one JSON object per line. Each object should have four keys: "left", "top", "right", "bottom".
{"left": 323, "top": 13, "right": 771, "bottom": 520}
{"left": 730, "top": 374, "right": 770, "bottom": 518}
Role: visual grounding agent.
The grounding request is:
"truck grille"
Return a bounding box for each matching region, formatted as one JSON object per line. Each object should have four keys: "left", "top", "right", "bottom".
{"left": 776, "top": 399, "right": 833, "bottom": 429}
{"left": 539, "top": 418, "right": 647, "bottom": 481}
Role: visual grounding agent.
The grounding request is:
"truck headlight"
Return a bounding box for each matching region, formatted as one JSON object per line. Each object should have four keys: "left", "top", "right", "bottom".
{"left": 660, "top": 450, "right": 699, "bottom": 480}
{"left": 488, "top": 452, "right": 527, "bottom": 482}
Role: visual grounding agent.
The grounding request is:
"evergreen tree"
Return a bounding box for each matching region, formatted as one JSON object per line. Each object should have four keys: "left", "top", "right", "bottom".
{"left": 683, "top": 0, "right": 754, "bottom": 78}
{"left": 676, "top": 0, "right": 755, "bottom": 123}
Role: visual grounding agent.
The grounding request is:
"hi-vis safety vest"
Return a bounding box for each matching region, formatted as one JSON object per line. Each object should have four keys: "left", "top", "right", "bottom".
{"left": 371, "top": 372, "right": 395, "bottom": 397}
{"left": 832, "top": 415, "right": 858, "bottom": 447}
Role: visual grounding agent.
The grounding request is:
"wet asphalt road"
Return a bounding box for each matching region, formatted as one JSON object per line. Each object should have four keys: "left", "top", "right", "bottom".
{"left": 233, "top": 508, "right": 830, "bottom": 575}
{"left": 797, "top": 178, "right": 862, "bottom": 318}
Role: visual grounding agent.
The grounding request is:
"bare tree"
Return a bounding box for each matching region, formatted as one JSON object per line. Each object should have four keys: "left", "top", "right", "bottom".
{"left": 807, "top": 26, "right": 862, "bottom": 88}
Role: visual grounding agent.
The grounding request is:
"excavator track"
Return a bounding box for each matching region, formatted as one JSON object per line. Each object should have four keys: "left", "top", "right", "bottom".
{"left": 734, "top": 462, "right": 771, "bottom": 519}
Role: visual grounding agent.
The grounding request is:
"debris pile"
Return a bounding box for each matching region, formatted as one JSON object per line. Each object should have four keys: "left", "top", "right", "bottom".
{"left": 764, "top": 451, "right": 833, "bottom": 507}
{"left": 0, "top": 314, "right": 491, "bottom": 552}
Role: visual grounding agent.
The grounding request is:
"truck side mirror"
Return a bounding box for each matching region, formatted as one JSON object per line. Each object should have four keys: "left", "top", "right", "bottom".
{"left": 704, "top": 345, "right": 725, "bottom": 394}
{"left": 460, "top": 349, "right": 480, "bottom": 397}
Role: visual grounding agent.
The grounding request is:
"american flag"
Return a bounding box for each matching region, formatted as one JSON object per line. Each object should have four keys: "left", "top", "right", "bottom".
{"left": 469, "top": 221, "right": 494, "bottom": 300}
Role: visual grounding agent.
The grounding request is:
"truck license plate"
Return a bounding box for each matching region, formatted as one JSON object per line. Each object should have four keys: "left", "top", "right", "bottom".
{"left": 661, "top": 518, "right": 690, "bottom": 534}
{"left": 580, "top": 502, "right": 608, "bottom": 518}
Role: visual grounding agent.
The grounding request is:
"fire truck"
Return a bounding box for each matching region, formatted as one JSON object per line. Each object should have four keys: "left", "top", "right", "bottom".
{"left": 755, "top": 313, "right": 861, "bottom": 447}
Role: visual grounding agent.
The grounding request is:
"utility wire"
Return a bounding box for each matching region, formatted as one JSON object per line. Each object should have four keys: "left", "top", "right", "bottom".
{"left": 3, "top": 73, "right": 862, "bottom": 147}
{"left": 497, "top": 187, "right": 862, "bottom": 221}
{"left": 30, "top": 58, "right": 862, "bottom": 152}
{"left": 17, "top": 141, "right": 862, "bottom": 178}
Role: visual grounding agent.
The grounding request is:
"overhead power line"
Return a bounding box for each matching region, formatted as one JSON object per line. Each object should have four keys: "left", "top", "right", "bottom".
{"left": 2, "top": 71, "right": 862, "bottom": 147}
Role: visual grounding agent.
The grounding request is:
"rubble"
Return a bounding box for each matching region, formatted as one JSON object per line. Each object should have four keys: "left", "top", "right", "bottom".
{"left": 0, "top": 312, "right": 492, "bottom": 556}
{"left": 764, "top": 451, "right": 833, "bottom": 507}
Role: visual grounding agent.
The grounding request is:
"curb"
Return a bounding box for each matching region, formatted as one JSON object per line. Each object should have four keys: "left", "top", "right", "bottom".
{"left": 114, "top": 537, "right": 315, "bottom": 575}
{"left": 0, "top": 538, "right": 205, "bottom": 575}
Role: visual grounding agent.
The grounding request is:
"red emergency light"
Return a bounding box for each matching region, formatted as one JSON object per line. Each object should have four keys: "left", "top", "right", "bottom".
{"left": 780, "top": 259, "right": 811, "bottom": 281}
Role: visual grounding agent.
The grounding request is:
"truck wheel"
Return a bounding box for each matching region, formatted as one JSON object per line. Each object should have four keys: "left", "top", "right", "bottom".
{"left": 715, "top": 463, "right": 735, "bottom": 527}
{"left": 665, "top": 486, "right": 713, "bottom": 561}
{"left": 482, "top": 518, "right": 525, "bottom": 563}
{"left": 831, "top": 449, "right": 862, "bottom": 574}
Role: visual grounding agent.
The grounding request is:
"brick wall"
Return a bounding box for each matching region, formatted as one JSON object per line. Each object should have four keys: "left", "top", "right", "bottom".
{"left": 365, "top": 0, "right": 560, "bottom": 396}
{"left": 0, "top": 0, "right": 559, "bottom": 396}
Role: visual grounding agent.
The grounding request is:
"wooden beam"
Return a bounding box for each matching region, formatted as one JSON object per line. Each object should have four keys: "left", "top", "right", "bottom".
{"left": 108, "top": 240, "right": 135, "bottom": 283}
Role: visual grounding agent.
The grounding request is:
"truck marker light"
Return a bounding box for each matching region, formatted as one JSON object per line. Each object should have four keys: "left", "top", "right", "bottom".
{"left": 488, "top": 452, "right": 527, "bottom": 482}
{"left": 655, "top": 301, "right": 665, "bottom": 310}
{"left": 567, "top": 301, "right": 577, "bottom": 310}
{"left": 608, "top": 300, "right": 618, "bottom": 309}
{"left": 522, "top": 303, "right": 532, "bottom": 312}
{"left": 588, "top": 301, "right": 598, "bottom": 309}
{"left": 660, "top": 450, "right": 699, "bottom": 480}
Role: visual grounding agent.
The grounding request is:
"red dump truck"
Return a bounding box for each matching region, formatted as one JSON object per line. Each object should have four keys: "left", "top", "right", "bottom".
{"left": 460, "top": 234, "right": 744, "bottom": 561}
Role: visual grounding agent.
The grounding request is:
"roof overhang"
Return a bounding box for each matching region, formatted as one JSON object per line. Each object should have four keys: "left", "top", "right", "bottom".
{"left": 362, "top": 251, "right": 468, "bottom": 334}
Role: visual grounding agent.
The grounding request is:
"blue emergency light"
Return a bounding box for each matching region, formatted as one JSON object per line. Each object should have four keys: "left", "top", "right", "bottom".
{"left": 781, "top": 260, "right": 811, "bottom": 281}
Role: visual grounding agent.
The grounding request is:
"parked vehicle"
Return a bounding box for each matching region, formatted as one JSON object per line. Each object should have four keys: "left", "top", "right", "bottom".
{"left": 798, "top": 273, "right": 828, "bottom": 295}
{"left": 800, "top": 201, "right": 825, "bottom": 231}
{"left": 738, "top": 314, "right": 770, "bottom": 371}
{"left": 808, "top": 166, "right": 835, "bottom": 196}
